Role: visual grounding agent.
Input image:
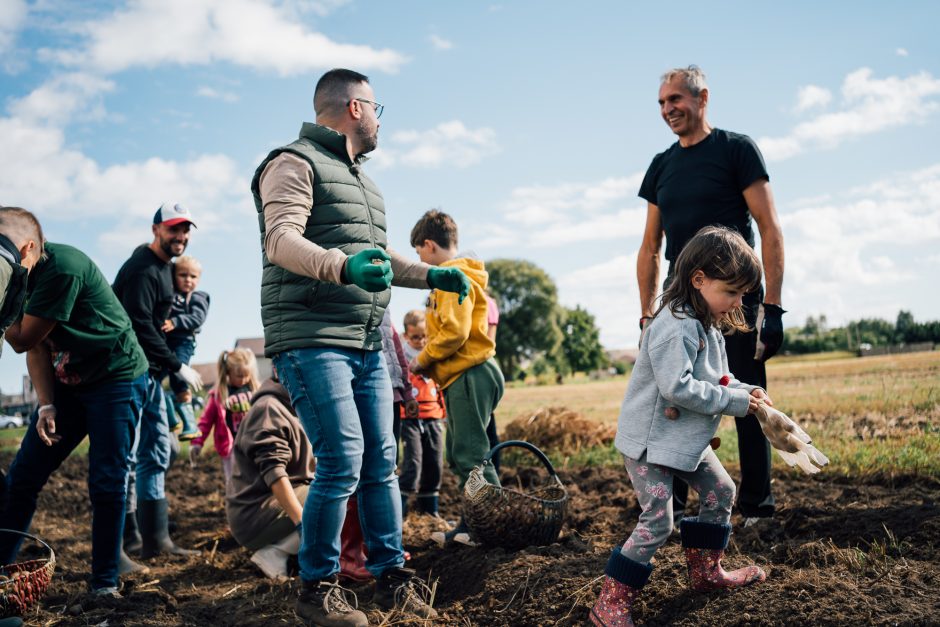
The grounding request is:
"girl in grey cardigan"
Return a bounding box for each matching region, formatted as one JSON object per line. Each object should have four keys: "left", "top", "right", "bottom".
{"left": 592, "top": 227, "right": 771, "bottom": 627}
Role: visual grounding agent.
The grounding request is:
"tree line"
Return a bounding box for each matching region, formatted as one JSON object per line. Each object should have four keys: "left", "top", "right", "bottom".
{"left": 782, "top": 310, "right": 940, "bottom": 355}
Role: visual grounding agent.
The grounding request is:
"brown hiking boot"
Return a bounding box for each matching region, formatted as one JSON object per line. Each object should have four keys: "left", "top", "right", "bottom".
{"left": 373, "top": 567, "right": 438, "bottom": 619}
{"left": 295, "top": 576, "right": 368, "bottom": 627}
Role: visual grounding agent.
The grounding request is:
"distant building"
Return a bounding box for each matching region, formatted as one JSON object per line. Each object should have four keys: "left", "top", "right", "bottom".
{"left": 606, "top": 348, "right": 639, "bottom": 365}
{"left": 1, "top": 375, "right": 38, "bottom": 417}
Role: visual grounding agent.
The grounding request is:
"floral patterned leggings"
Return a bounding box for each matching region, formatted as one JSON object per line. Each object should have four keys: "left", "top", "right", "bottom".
{"left": 620, "top": 449, "right": 735, "bottom": 563}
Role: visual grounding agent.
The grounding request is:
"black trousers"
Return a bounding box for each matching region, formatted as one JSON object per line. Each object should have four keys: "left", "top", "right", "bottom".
{"left": 673, "top": 291, "right": 775, "bottom": 518}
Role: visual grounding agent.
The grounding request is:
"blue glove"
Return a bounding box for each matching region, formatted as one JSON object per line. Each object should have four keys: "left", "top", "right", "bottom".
{"left": 343, "top": 248, "right": 393, "bottom": 292}
{"left": 426, "top": 267, "right": 470, "bottom": 304}
{"left": 754, "top": 303, "right": 786, "bottom": 361}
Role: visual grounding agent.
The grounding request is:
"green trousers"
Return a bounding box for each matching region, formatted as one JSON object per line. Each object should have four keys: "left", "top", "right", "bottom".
{"left": 444, "top": 359, "right": 505, "bottom": 490}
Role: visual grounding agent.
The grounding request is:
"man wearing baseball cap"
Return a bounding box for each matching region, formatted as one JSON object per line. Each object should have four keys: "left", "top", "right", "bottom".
{"left": 112, "top": 202, "right": 203, "bottom": 562}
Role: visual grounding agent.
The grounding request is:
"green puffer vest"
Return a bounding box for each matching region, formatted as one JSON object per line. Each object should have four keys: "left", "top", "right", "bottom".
{"left": 251, "top": 122, "right": 389, "bottom": 356}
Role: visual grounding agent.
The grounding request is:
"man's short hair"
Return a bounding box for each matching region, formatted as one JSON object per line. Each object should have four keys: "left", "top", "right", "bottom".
{"left": 314, "top": 68, "right": 370, "bottom": 116}
{"left": 410, "top": 209, "right": 458, "bottom": 250}
{"left": 0, "top": 206, "right": 45, "bottom": 254}
{"left": 661, "top": 65, "right": 708, "bottom": 97}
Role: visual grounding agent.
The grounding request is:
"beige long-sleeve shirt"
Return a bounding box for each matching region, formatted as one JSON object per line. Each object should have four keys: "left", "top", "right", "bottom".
{"left": 259, "top": 152, "right": 429, "bottom": 288}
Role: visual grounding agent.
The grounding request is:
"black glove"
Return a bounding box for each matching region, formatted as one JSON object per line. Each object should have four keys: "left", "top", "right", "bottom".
{"left": 754, "top": 303, "right": 786, "bottom": 361}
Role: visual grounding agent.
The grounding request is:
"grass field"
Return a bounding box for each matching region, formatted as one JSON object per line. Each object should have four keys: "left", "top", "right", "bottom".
{"left": 497, "top": 349, "right": 940, "bottom": 478}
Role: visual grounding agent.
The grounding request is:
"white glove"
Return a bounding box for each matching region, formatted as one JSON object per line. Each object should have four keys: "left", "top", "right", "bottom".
{"left": 177, "top": 363, "right": 203, "bottom": 392}
{"left": 189, "top": 444, "right": 202, "bottom": 468}
{"left": 754, "top": 403, "right": 829, "bottom": 474}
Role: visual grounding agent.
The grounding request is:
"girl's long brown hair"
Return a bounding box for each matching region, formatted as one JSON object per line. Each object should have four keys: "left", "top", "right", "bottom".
{"left": 656, "top": 226, "right": 763, "bottom": 333}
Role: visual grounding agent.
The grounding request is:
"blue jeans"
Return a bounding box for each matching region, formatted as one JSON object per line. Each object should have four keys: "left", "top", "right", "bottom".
{"left": 274, "top": 347, "right": 404, "bottom": 581}
{"left": 134, "top": 374, "right": 171, "bottom": 501}
{"left": 0, "top": 374, "right": 146, "bottom": 589}
{"left": 166, "top": 335, "right": 196, "bottom": 395}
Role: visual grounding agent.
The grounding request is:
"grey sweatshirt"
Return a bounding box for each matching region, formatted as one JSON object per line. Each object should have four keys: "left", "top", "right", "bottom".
{"left": 615, "top": 308, "right": 758, "bottom": 471}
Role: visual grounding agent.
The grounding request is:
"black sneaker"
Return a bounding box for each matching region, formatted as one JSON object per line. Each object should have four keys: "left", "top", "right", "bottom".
{"left": 295, "top": 576, "right": 368, "bottom": 627}
{"left": 373, "top": 567, "right": 438, "bottom": 619}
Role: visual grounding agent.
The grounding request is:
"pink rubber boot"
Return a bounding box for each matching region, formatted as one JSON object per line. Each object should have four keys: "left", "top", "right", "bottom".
{"left": 680, "top": 517, "right": 766, "bottom": 591}
{"left": 589, "top": 549, "right": 653, "bottom": 627}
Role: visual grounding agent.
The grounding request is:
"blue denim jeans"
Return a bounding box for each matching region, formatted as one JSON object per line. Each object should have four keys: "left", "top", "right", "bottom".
{"left": 166, "top": 335, "right": 196, "bottom": 395}
{"left": 134, "top": 374, "right": 171, "bottom": 501}
{"left": 0, "top": 374, "right": 146, "bottom": 589}
{"left": 273, "top": 347, "right": 404, "bottom": 581}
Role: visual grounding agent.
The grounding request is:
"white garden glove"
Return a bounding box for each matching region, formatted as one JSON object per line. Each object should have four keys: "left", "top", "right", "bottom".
{"left": 754, "top": 402, "right": 829, "bottom": 474}
{"left": 177, "top": 363, "right": 204, "bottom": 392}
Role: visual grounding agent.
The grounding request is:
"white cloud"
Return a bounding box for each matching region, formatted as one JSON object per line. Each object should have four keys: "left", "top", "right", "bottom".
{"left": 0, "top": 74, "right": 251, "bottom": 250}
{"left": 475, "top": 173, "right": 646, "bottom": 248}
{"left": 42, "top": 0, "right": 407, "bottom": 76}
{"left": 429, "top": 34, "right": 453, "bottom": 51}
{"left": 556, "top": 253, "right": 639, "bottom": 349}
{"left": 759, "top": 68, "right": 940, "bottom": 161}
{"left": 197, "top": 86, "right": 239, "bottom": 103}
{"left": 379, "top": 120, "right": 499, "bottom": 169}
{"left": 0, "top": 0, "right": 27, "bottom": 58}
{"left": 896, "top": 47, "right": 909, "bottom": 57}
{"left": 793, "top": 84, "right": 831, "bottom": 113}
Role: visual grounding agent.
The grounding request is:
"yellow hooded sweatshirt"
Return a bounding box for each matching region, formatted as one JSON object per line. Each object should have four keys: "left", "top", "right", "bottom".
{"left": 417, "top": 257, "right": 495, "bottom": 390}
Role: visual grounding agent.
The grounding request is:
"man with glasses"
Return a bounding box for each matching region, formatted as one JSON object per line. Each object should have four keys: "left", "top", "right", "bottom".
{"left": 636, "top": 65, "right": 786, "bottom": 529}
{"left": 251, "top": 68, "right": 469, "bottom": 627}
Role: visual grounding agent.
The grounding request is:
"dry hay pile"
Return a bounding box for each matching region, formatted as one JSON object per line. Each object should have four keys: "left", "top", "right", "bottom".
{"left": 502, "top": 406, "right": 616, "bottom": 457}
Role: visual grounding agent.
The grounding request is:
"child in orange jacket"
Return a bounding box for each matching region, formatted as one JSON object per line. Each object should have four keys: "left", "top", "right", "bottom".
{"left": 399, "top": 309, "right": 447, "bottom": 517}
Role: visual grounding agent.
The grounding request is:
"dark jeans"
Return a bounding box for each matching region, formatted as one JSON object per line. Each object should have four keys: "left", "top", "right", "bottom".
{"left": 399, "top": 419, "right": 444, "bottom": 495}
{"left": 672, "top": 290, "right": 774, "bottom": 518}
{"left": 0, "top": 374, "right": 147, "bottom": 589}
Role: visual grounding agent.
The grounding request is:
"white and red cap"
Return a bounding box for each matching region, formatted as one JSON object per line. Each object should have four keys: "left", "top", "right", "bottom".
{"left": 153, "top": 202, "right": 197, "bottom": 228}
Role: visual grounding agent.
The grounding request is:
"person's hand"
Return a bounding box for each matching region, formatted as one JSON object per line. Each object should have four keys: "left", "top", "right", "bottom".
{"left": 162, "top": 319, "right": 175, "bottom": 332}
{"left": 427, "top": 267, "right": 470, "bottom": 304}
{"left": 751, "top": 388, "right": 773, "bottom": 407}
{"left": 747, "top": 395, "right": 762, "bottom": 416}
{"left": 404, "top": 399, "right": 419, "bottom": 418}
{"left": 36, "top": 404, "right": 61, "bottom": 447}
{"left": 189, "top": 444, "right": 202, "bottom": 468}
{"left": 754, "top": 303, "right": 785, "bottom": 362}
{"left": 408, "top": 356, "right": 428, "bottom": 375}
{"left": 344, "top": 248, "right": 393, "bottom": 292}
{"left": 177, "top": 363, "right": 204, "bottom": 392}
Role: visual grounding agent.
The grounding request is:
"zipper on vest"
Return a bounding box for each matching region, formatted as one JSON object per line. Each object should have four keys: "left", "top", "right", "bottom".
{"left": 351, "top": 165, "right": 380, "bottom": 337}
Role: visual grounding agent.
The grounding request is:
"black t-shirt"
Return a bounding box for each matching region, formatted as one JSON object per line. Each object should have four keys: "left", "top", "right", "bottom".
{"left": 638, "top": 128, "right": 769, "bottom": 265}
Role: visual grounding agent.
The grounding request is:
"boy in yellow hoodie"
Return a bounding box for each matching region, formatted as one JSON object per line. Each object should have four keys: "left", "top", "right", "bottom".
{"left": 408, "top": 210, "right": 505, "bottom": 546}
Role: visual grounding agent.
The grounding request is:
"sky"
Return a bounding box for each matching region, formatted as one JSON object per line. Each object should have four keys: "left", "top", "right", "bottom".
{"left": 1, "top": 0, "right": 939, "bottom": 392}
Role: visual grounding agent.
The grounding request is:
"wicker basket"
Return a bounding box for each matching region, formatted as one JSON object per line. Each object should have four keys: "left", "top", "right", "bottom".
{"left": 0, "top": 529, "right": 56, "bottom": 618}
{"left": 463, "top": 440, "right": 568, "bottom": 550}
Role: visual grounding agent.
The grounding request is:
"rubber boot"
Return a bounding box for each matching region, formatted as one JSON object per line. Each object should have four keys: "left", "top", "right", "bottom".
{"left": 250, "top": 530, "right": 300, "bottom": 581}
{"left": 415, "top": 494, "right": 439, "bottom": 517}
{"left": 680, "top": 517, "right": 766, "bottom": 591}
{"left": 119, "top": 548, "right": 150, "bottom": 575}
{"left": 123, "top": 510, "right": 142, "bottom": 554}
{"left": 176, "top": 399, "right": 199, "bottom": 441}
{"left": 590, "top": 548, "right": 653, "bottom": 627}
{"left": 338, "top": 498, "right": 371, "bottom": 582}
{"left": 138, "top": 498, "right": 198, "bottom": 559}
{"left": 166, "top": 397, "right": 181, "bottom": 433}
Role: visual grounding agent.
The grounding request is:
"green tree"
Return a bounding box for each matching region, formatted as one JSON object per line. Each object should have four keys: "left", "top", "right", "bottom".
{"left": 559, "top": 306, "right": 607, "bottom": 374}
{"left": 486, "top": 259, "right": 564, "bottom": 379}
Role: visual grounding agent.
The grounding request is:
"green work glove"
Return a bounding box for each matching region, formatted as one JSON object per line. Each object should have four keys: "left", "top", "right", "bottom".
{"left": 343, "top": 248, "right": 393, "bottom": 292}
{"left": 427, "top": 266, "right": 471, "bottom": 304}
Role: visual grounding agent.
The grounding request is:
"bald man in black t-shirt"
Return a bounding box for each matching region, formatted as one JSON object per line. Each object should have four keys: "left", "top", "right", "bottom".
{"left": 637, "top": 66, "right": 786, "bottom": 526}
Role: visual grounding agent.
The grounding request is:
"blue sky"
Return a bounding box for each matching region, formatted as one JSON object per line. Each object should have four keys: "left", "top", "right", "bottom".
{"left": 1, "top": 0, "right": 939, "bottom": 391}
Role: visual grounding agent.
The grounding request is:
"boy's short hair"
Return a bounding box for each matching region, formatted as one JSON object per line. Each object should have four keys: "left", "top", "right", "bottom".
{"left": 174, "top": 255, "right": 202, "bottom": 274}
{"left": 403, "top": 309, "right": 425, "bottom": 329}
{"left": 410, "top": 209, "right": 458, "bottom": 250}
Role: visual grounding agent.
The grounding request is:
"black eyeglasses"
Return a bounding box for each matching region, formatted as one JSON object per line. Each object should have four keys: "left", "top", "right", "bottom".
{"left": 349, "top": 98, "right": 384, "bottom": 119}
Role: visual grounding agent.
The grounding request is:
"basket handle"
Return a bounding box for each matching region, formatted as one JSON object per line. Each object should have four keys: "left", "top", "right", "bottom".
{"left": 0, "top": 528, "right": 55, "bottom": 561}
{"left": 483, "top": 440, "right": 558, "bottom": 476}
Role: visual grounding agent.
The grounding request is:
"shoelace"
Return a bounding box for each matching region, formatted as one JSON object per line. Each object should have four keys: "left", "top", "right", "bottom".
{"left": 393, "top": 577, "right": 435, "bottom": 611}
{"left": 320, "top": 581, "right": 360, "bottom": 614}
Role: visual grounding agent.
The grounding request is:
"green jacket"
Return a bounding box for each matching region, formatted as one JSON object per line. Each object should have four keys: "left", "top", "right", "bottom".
{"left": 251, "top": 123, "right": 390, "bottom": 356}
